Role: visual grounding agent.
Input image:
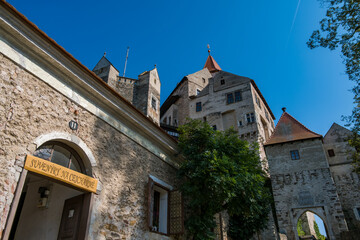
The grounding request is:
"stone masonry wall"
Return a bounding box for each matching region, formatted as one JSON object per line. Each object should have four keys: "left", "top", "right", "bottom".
{"left": 266, "top": 139, "right": 348, "bottom": 239}
{"left": 0, "top": 53, "right": 179, "bottom": 240}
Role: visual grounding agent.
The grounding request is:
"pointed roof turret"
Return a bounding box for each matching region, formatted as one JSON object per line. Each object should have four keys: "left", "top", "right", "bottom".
{"left": 204, "top": 46, "right": 221, "bottom": 73}
{"left": 264, "top": 108, "right": 322, "bottom": 146}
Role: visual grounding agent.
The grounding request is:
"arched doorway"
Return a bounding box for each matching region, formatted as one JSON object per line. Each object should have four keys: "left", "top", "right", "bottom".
{"left": 297, "top": 211, "right": 328, "bottom": 240}
{"left": 8, "top": 141, "right": 96, "bottom": 240}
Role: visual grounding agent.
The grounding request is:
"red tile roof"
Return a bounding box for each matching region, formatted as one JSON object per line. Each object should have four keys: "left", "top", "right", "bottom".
{"left": 264, "top": 111, "right": 322, "bottom": 146}
{"left": 204, "top": 55, "right": 221, "bottom": 73}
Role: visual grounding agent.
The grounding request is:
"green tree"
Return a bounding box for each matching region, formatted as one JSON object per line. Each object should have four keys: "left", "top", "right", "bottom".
{"left": 297, "top": 219, "right": 306, "bottom": 237}
{"left": 177, "top": 119, "right": 271, "bottom": 240}
{"left": 308, "top": 0, "right": 360, "bottom": 172}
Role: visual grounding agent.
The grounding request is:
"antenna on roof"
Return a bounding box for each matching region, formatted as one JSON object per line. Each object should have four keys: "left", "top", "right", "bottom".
{"left": 207, "top": 44, "right": 211, "bottom": 55}
{"left": 122, "top": 47, "right": 130, "bottom": 77}
{"left": 104, "top": 52, "right": 106, "bottom": 57}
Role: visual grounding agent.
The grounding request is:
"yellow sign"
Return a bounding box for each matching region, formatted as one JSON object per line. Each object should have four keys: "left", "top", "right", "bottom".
{"left": 25, "top": 155, "right": 98, "bottom": 193}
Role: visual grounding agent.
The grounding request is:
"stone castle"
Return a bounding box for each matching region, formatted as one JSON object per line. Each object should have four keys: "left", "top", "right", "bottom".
{"left": 0, "top": 1, "right": 359, "bottom": 240}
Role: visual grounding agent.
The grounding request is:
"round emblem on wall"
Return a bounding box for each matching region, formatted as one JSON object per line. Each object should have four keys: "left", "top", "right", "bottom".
{"left": 69, "top": 120, "right": 78, "bottom": 130}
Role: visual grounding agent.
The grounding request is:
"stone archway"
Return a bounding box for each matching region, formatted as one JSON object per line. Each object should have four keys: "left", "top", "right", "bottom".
{"left": 33, "top": 132, "right": 97, "bottom": 176}
{"left": 3, "top": 132, "right": 98, "bottom": 240}
{"left": 292, "top": 207, "right": 334, "bottom": 240}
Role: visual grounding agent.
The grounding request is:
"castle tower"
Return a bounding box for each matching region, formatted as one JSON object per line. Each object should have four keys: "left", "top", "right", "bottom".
{"left": 92, "top": 55, "right": 120, "bottom": 88}
{"left": 264, "top": 109, "right": 348, "bottom": 239}
{"left": 133, "top": 68, "right": 161, "bottom": 125}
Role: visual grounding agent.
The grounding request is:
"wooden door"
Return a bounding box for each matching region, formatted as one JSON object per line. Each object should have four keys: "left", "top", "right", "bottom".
{"left": 58, "top": 194, "right": 84, "bottom": 240}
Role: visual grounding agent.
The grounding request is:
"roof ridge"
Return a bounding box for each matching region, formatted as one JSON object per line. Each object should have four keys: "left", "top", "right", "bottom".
{"left": 284, "top": 112, "right": 321, "bottom": 137}
{"left": 264, "top": 111, "right": 321, "bottom": 146}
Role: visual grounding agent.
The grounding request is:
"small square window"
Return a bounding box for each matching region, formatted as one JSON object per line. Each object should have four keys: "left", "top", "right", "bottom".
{"left": 328, "top": 149, "right": 335, "bottom": 157}
{"left": 212, "top": 125, "right": 217, "bottom": 130}
{"left": 246, "top": 113, "right": 255, "bottom": 123}
{"left": 235, "top": 91, "right": 242, "bottom": 102}
{"left": 227, "top": 93, "right": 234, "bottom": 104}
{"left": 221, "top": 79, "right": 225, "bottom": 85}
{"left": 238, "top": 120, "right": 243, "bottom": 127}
{"left": 290, "top": 150, "right": 300, "bottom": 160}
{"left": 202, "top": 78, "right": 206, "bottom": 83}
{"left": 196, "top": 102, "right": 202, "bottom": 112}
{"left": 151, "top": 97, "right": 157, "bottom": 110}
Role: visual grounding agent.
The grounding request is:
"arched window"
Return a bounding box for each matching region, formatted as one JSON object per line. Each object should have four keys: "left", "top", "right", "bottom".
{"left": 33, "top": 141, "right": 85, "bottom": 173}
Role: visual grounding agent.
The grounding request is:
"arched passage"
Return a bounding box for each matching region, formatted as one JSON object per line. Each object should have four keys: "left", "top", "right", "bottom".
{"left": 6, "top": 133, "right": 97, "bottom": 240}
{"left": 296, "top": 211, "right": 328, "bottom": 239}
{"left": 292, "top": 208, "right": 333, "bottom": 240}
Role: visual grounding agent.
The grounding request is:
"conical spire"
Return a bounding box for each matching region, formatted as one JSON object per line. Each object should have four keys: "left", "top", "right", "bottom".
{"left": 204, "top": 45, "right": 221, "bottom": 73}
{"left": 264, "top": 109, "right": 322, "bottom": 146}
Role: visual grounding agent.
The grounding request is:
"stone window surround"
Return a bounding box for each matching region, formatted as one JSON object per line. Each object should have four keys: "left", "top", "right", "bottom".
{"left": 149, "top": 175, "right": 173, "bottom": 234}
{"left": 353, "top": 207, "right": 360, "bottom": 221}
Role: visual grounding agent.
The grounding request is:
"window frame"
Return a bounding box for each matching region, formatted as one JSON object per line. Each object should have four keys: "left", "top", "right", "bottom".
{"left": 328, "top": 149, "right": 335, "bottom": 157}
{"left": 234, "top": 91, "right": 242, "bottom": 102}
{"left": 151, "top": 97, "right": 157, "bottom": 110}
{"left": 33, "top": 141, "right": 85, "bottom": 174}
{"left": 226, "top": 93, "right": 234, "bottom": 104}
{"left": 290, "top": 150, "right": 300, "bottom": 160}
{"left": 196, "top": 102, "right": 202, "bottom": 112}
{"left": 246, "top": 113, "right": 255, "bottom": 124}
{"left": 147, "top": 177, "right": 184, "bottom": 236}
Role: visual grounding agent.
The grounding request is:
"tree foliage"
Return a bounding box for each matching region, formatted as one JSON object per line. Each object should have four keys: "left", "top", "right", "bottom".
{"left": 177, "top": 119, "right": 271, "bottom": 240}
{"left": 308, "top": 0, "right": 360, "bottom": 172}
{"left": 297, "top": 219, "right": 306, "bottom": 237}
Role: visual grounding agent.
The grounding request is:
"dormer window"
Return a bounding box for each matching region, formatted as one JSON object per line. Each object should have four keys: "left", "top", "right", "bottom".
{"left": 221, "top": 79, "right": 225, "bottom": 85}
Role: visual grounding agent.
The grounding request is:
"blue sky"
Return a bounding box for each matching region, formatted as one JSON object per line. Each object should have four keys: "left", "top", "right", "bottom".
{"left": 8, "top": 0, "right": 354, "bottom": 136}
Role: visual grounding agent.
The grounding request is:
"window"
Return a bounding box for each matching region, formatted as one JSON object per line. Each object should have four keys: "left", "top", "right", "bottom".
{"left": 148, "top": 177, "right": 184, "bottom": 235}
{"left": 154, "top": 78, "right": 157, "bottom": 84}
{"left": 196, "top": 102, "right": 202, "bottom": 112}
{"left": 220, "top": 79, "right": 225, "bottom": 85}
{"left": 255, "top": 96, "right": 261, "bottom": 109}
{"left": 151, "top": 97, "right": 157, "bottom": 110}
{"left": 202, "top": 78, "right": 206, "bottom": 83}
{"left": 353, "top": 207, "right": 360, "bottom": 220}
{"left": 197, "top": 89, "right": 201, "bottom": 95}
{"left": 33, "top": 142, "right": 84, "bottom": 173}
{"left": 246, "top": 113, "right": 255, "bottom": 123}
{"left": 227, "top": 93, "right": 234, "bottom": 104}
{"left": 238, "top": 120, "right": 243, "bottom": 127}
{"left": 168, "top": 116, "right": 171, "bottom": 125}
{"left": 328, "top": 149, "right": 335, "bottom": 157}
{"left": 290, "top": 150, "right": 300, "bottom": 160}
{"left": 212, "top": 125, "right": 217, "bottom": 130}
{"left": 203, "top": 116, "right": 207, "bottom": 122}
{"left": 265, "top": 110, "right": 269, "bottom": 121}
{"left": 235, "top": 91, "right": 242, "bottom": 102}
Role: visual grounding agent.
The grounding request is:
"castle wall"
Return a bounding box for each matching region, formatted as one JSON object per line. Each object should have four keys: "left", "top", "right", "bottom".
{"left": 323, "top": 124, "right": 360, "bottom": 232}
{"left": 265, "top": 139, "right": 348, "bottom": 239}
